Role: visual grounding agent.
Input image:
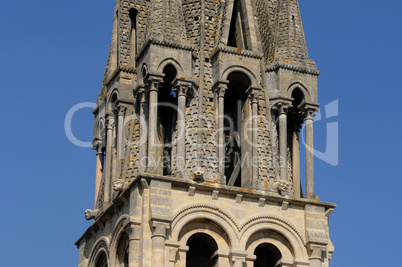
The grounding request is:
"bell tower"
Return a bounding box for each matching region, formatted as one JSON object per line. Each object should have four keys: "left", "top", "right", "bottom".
{"left": 76, "top": 0, "right": 336, "bottom": 266}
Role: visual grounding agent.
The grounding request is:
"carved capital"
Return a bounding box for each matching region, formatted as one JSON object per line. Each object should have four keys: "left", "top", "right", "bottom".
{"left": 272, "top": 101, "right": 292, "bottom": 115}
{"left": 230, "top": 251, "right": 248, "bottom": 267}
{"left": 151, "top": 221, "right": 170, "bottom": 238}
{"left": 92, "top": 139, "right": 102, "bottom": 151}
{"left": 246, "top": 87, "right": 261, "bottom": 104}
{"left": 301, "top": 103, "right": 319, "bottom": 120}
{"left": 174, "top": 84, "right": 191, "bottom": 98}
{"left": 115, "top": 105, "right": 127, "bottom": 117}
{"left": 106, "top": 117, "right": 114, "bottom": 131}
{"left": 308, "top": 245, "right": 325, "bottom": 261}
{"left": 128, "top": 223, "right": 141, "bottom": 241}
{"left": 145, "top": 74, "right": 164, "bottom": 92}
{"left": 213, "top": 82, "right": 228, "bottom": 98}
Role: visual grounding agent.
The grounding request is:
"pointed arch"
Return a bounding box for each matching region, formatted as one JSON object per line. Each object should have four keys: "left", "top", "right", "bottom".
{"left": 157, "top": 58, "right": 185, "bottom": 80}
{"left": 287, "top": 82, "right": 312, "bottom": 103}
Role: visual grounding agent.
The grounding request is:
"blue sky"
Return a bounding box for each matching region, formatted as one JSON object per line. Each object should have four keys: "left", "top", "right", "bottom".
{"left": 0, "top": 1, "right": 401, "bottom": 266}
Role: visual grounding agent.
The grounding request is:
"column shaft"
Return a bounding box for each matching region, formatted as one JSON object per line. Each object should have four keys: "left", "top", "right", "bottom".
{"left": 128, "top": 225, "right": 141, "bottom": 267}
{"left": 148, "top": 86, "right": 159, "bottom": 172}
{"left": 279, "top": 111, "right": 288, "bottom": 182}
{"left": 305, "top": 113, "right": 315, "bottom": 197}
{"left": 251, "top": 97, "right": 259, "bottom": 189}
{"left": 139, "top": 91, "right": 148, "bottom": 173}
{"left": 116, "top": 107, "right": 125, "bottom": 177}
{"left": 151, "top": 223, "right": 168, "bottom": 266}
{"left": 104, "top": 115, "right": 114, "bottom": 204}
{"left": 218, "top": 95, "right": 225, "bottom": 177}
{"left": 94, "top": 146, "right": 104, "bottom": 207}
{"left": 177, "top": 93, "right": 186, "bottom": 174}
{"left": 292, "top": 130, "right": 301, "bottom": 198}
{"left": 111, "top": 123, "right": 117, "bottom": 183}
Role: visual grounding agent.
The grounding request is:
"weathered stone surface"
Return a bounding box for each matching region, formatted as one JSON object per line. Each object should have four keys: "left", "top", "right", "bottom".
{"left": 77, "top": 0, "right": 336, "bottom": 266}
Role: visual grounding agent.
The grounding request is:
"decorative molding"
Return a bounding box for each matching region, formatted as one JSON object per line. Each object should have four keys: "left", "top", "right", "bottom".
{"left": 137, "top": 38, "right": 195, "bottom": 61}
{"left": 211, "top": 45, "right": 263, "bottom": 60}
{"left": 172, "top": 204, "right": 240, "bottom": 231}
{"left": 266, "top": 61, "right": 320, "bottom": 76}
{"left": 240, "top": 215, "right": 306, "bottom": 244}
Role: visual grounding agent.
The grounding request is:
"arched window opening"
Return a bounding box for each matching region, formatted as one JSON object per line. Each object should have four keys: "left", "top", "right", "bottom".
{"left": 186, "top": 233, "right": 218, "bottom": 267}
{"left": 224, "top": 72, "right": 251, "bottom": 187}
{"left": 228, "top": 0, "right": 249, "bottom": 49}
{"left": 95, "top": 252, "right": 108, "bottom": 267}
{"left": 158, "top": 64, "right": 178, "bottom": 175}
{"left": 288, "top": 88, "right": 305, "bottom": 198}
{"left": 116, "top": 233, "right": 129, "bottom": 267}
{"left": 254, "top": 243, "right": 282, "bottom": 267}
{"left": 129, "top": 9, "right": 138, "bottom": 64}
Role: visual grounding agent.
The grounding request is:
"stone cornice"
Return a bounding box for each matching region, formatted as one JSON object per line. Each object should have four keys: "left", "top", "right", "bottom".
{"left": 75, "top": 173, "right": 336, "bottom": 246}
{"left": 104, "top": 65, "right": 137, "bottom": 87}
{"left": 137, "top": 38, "right": 195, "bottom": 61}
{"left": 266, "top": 61, "right": 320, "bottom": 76}
{"left": 210, "top": 45, "right": 263, "bottom": 60}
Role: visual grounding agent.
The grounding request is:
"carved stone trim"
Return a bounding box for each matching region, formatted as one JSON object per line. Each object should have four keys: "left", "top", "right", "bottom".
{"left": 211, "top": 44, "right": 263, "bottom": 60}
{"left": 266, "top": 62, "right": 320, "bottom": 76}
{"left": 172, "top": 204, "right": 240, "bottom": 231}
{"left": 137, "top": 38, "right": 195, "bottom": 61}
{"left": 240, "top": 215, "right": 306, "bottom": 244}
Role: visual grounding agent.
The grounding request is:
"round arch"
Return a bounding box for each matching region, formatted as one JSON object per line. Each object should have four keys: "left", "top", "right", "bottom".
{"left": 171, "top": 204, "right": 239, "bottom": 249}
{"left": 239, "top": 216, "right": 308, "bottom": 261}
{"left": 88, "top": 237, "right": 110, "bottom": 267}
{"left": 287, "top": 82, "right": 312, "bottom": 103}
{"left": 108, "top": 215, "right": 129, "bottom": 266}
{"left": 221, "top": 66, "right": 258, "bottom": 88}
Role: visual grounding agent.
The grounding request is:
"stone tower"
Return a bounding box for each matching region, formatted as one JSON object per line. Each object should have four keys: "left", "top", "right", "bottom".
{"left": 76, "top": 0, "right": 336, "bottom": 266}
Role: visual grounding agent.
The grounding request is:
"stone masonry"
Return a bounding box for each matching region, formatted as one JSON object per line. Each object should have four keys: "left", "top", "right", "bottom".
{"left": 76, "top": 1, "right": 336, "bottom": 266}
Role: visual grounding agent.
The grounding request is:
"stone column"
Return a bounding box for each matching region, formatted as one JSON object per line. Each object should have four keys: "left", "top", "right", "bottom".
{"left": 309, "top": 246, "right": 324, "bottom": 267}
{"left": 104, "top": 114, "right": 114, "bottom": 204}
{"left": 278, "top": 105, "right": 288, "bottom": 183}
{"left": 93, "top": 142, "right": 104, "bottom": 206}
{"left": 138, "top": 87, "right": 148, "bottom": 173}
{"left": 248, "top": 90, "right": 260, "bottom": 189}
{"left": 116, "top": 105, "right": 126, "bottom": 178}
{"left": 215, "top": 83, "right": 227, "bottom": 180}
{"left": 147, "top": 77, "right": 163, "bottom": 173}
{"left": 292, "top": 123, "right": 301, "bottom": 198}
{"left": 305, "top": 108, "right": 316, "bottom": 198}
{"left": 174, "top": 83, "right": 189, "bottom": 175}
{"left": 151, "top": 222, "right": 170, "bottom": 266}
{"left": 128, "top": 223, "right": 141, "bottom": 267}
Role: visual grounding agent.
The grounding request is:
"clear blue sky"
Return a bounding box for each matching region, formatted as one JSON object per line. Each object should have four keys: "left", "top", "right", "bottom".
{"left": 0, "top": 1, "right": 401, "bottom": 266}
